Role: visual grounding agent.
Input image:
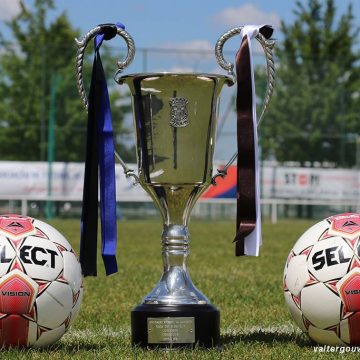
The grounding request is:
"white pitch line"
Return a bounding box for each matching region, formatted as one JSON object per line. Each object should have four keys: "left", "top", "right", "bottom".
{"left": 222, "top": 323, "right": 303, "bottom": 336}
{"left": 62, "top": 327, "right": 130, "bottom": 340}
{"left": 62, "top": 323, "right": 302, "bottom": 342}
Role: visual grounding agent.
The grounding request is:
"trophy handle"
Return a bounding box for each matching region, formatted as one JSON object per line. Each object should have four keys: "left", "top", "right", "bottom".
{"left": 215, "top": 27, "right": 275, "bottom": 125}
{"left": 75, "top": 24, "right": 135, "bottom": 111}
{"left": 114, "top": 151, "right": 139, "bottom": 184}
{"left": 212, "top": 27, "right": 275, "bottom": 185}
{"left": 75, "top": 24, "right": 139, "bottom": 184}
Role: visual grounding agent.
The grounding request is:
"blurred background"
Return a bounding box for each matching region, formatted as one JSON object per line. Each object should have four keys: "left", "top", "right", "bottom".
{"left": 0, "top": 0, "right": 359, "bottom": 222}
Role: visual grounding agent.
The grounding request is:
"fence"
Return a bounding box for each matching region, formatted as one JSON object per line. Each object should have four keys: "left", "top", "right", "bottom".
{"left": 0, "top": 161, "right": 359, "bottom": 222}
{"left": 1, "top": 195, "right": 359, "bottom": 224}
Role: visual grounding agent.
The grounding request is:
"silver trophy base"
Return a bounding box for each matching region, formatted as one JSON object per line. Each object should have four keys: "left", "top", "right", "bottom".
{"left": 131, "top": 224, "right": 220, "bottom": 348}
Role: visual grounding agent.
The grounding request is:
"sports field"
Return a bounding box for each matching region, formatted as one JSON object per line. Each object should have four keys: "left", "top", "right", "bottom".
{"left": 2, "top": 219, "right": 358, "bottom": 359}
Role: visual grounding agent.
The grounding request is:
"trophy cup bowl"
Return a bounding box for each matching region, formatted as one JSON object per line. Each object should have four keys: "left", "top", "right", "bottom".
{"left": 116, "top": 73, "right": 233, "bottom": 347}
{"left": 75, "top": 23, "right": 275, "bottom": 349}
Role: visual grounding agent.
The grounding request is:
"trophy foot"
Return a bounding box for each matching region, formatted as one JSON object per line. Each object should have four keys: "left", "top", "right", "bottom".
{"left": 131, "top": 225, "right": 219, "bottom": 348}
{"left": 131, "top": 303, "right": 220, "bottom": 348}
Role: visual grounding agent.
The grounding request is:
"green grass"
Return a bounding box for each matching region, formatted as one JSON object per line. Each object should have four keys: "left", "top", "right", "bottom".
{"left": 1, "top": 219, "right": 359, "bottom": 359}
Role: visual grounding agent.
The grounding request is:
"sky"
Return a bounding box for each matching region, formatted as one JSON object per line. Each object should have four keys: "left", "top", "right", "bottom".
{"left": 1, "top": 0, "right": 359, "bottom": 72}
{"left": 0, "top": 0, "right": 359, "bottom": 160}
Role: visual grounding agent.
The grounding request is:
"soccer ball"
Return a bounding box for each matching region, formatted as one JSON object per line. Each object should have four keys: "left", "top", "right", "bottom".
{"left": 283, "top": 213, "right": 360, "bottom": 345}
{"left": 0, "top": 214, "right": 83, "bottom": 347}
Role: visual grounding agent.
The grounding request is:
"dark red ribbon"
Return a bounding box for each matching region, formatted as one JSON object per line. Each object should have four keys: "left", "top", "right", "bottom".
{"left": 234, "top": 26, "right": 273, "bottom": 256}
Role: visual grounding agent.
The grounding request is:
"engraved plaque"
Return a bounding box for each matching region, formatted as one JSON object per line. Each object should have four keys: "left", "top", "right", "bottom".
{"left": 147, "top": 317, "right": 195, "bottom": 344}
{"left": 169, "top": 97, "right": 189, "bottom": 128}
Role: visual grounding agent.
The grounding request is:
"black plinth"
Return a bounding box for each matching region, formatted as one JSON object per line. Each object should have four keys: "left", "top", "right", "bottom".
{"left": 131, "top": 303, "right": 220, "bottom": 348}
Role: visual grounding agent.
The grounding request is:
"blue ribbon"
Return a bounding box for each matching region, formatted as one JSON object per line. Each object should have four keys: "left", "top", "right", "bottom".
{"left": 80, "top": 23, "right": 124, "bottom": 276}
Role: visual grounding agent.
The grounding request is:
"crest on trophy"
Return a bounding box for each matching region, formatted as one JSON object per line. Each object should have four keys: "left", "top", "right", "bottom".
{"left": 169, "top": 97, "right": 189, "bottom": 128}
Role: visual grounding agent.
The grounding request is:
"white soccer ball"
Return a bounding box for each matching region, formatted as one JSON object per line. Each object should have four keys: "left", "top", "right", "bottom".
{"left": 284, "top": 213, "right": 360, "bottom": 345}
{"left": 0, "top": 214, "right": 83, "bottom": 347}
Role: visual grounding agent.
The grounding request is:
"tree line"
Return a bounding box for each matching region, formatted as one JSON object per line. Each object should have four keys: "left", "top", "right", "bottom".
{"left": 0, "top": 0, "right": 133, "bottom": 163}
{"left": 0, "top": 0, "right": 359, "bottom": 167}
{"left": 260, "top": 0, "right": 360, "bottom": 167}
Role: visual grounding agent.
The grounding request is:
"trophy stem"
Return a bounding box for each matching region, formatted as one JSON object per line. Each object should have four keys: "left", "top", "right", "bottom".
{"left": 161, "top": 224, "right": 192, "bottom": 295}
{"left": 159, "top": 224, "right": 210, "bottom": 304}
{"left": 162, "top": 224, "right": 190, "bottom": 270}
{"left": 142, "top": 224, "right": 209, "bottom": 305}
